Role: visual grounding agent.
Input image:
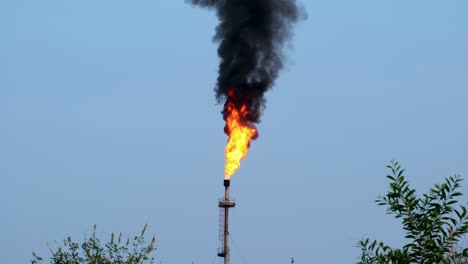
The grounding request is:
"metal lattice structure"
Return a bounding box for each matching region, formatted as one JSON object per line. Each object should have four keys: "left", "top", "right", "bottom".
{"left": 217, "top": 180, "right": 235, "bottom": 264}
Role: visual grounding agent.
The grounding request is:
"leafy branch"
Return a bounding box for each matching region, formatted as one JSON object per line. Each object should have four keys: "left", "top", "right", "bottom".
{"left": 358, "top": 161, "right": 468, "bottom": 264}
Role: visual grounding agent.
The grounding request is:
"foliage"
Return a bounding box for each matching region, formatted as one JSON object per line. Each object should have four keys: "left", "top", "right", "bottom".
{"left": 358, "top": 161, "right": 468, "bottom": 264}
{"left": 32, "top": 224, "right": 156, "bottom": 264}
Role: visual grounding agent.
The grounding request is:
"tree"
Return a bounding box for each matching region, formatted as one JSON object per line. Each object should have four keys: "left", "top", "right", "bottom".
{"left": 32, "top": 224, "right": 156, "bottom": 264}
{"left": 358, "top": 161, "right": 468, "bottom": 264}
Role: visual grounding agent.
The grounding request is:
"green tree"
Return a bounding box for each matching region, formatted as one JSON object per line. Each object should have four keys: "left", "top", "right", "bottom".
{"left": 32, "top": 224, "right": 156, "bottom": 264}
{"left": 358, "top": 161, "right": 468, "bottom": 264}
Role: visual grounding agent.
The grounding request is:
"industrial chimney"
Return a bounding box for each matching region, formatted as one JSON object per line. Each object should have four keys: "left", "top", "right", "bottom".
{"left": 218, "top": 179, "right": 235, "bottom": 264}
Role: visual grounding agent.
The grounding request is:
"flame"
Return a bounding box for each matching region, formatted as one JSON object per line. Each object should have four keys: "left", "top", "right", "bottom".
{"left": 224, "top": 93, "right": 257, "bottom": 179}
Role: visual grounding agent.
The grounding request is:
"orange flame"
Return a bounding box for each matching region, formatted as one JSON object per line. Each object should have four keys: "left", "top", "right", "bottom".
{"left": 224, "top": 97, "right": 257, "bottom": 179}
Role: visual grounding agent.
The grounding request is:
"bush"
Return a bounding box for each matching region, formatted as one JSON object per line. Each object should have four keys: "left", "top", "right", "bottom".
{"left": 32, "top": 224, "right": 156, "bottom": 264}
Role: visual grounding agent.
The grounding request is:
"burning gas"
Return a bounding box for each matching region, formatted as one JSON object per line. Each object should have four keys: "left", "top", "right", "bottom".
{"left": 224, "top": 89, "right": 258, "bottom": 178}
{"left": 187, "top": 0, "right": 305, "bottom": 178}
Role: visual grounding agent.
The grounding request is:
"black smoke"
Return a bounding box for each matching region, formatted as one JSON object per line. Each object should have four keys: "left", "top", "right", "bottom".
{"left": 187, "top": 0, "right": 304, "bottom": 127}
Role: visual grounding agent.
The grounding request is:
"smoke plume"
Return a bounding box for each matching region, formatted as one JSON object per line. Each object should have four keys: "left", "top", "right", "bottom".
{"left": 187, "top": 0, "right": 304, "bottom": 128}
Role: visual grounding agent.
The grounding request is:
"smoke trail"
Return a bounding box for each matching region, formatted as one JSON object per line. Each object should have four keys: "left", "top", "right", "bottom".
{"left": 187, "top": 0, "right": 304, "bottom": 128}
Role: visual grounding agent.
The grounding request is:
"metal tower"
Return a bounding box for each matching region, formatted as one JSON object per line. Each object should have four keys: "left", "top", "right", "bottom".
{"left": 218, "top": 179, "right": 235, "bottom": 264}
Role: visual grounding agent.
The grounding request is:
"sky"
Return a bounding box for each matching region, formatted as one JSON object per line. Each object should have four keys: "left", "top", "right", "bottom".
{"left": 1, "top": 0, "right": 468, "bottom": 263}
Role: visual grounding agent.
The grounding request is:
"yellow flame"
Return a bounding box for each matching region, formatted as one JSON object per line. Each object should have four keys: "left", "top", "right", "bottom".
{"left": 224, "top": 103, "right": 257, "bottom": 179}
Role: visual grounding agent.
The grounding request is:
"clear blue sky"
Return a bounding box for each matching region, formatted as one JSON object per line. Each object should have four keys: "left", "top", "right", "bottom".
{"left": 2, "top": 1, "right": 467, "bottom": 263}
